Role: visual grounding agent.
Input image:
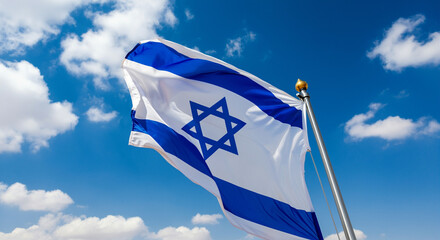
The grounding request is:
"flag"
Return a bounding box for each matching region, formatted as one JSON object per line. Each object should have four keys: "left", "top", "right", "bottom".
{"left": 122, "top": 39, "right": 323, "bottom": 240}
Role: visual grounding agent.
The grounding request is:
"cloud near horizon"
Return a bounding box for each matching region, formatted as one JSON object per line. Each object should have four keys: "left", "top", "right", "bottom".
{"left": 0, "top": 213, "right": 147, "bottom": 240}
{"left": 324, "top": 229, "right": 367, "bottom": 240}
{"left": 0, "top": 182, "right": 212, "bottom": 240}
{"left": 0, "top": 213, "right": 212, "bottom": 240}
{"left": 150, "top": 226, "right": 211, "bottom": 240}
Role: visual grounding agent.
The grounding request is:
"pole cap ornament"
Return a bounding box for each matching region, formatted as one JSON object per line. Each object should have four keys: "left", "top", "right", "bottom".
{"left": 295, "top": 78, "right": 308, "bottom": 92}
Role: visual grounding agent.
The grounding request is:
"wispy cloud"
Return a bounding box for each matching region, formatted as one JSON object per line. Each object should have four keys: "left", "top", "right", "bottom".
{"left": 225, "top": 30, "right": 256, "bottom": 57}
{"left": 394, "top": 90, "right": 409, "bottom": 99}
{"left": 191, "top": 213, "right": 223, "bottom": 225}
{"left": 185, "top": 9, "right": 194, "bottom": 20}
{"left": 368, "top": 14, "right": 440, "bottom": 71}
{"left": 0, "top": 182, "right": 73, "bottom": 212}
{"left": 86, "top": 106, "right": 118, "bottom": 122}
{"left": 345, "top": 103, "right": 440, "bottom": 141}
{"left": 205, "top": 49, "right": 217, "bottom": 55}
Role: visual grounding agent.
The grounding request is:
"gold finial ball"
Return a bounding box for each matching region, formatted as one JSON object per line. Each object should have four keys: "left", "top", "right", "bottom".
{"left": 295, "top": 78, "right": 308, "bottom": 92}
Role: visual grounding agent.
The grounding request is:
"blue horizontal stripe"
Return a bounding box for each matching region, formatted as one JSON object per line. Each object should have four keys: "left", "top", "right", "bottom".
{"left": 126, "top": 41, "right": 302, "bottom": 129}
{"left": 131, "top": 115, "right": 322, "bottom": 240}
{"left": 131, "top": 111, "right": 213, "bottom": 177}
{"left": 215, "top": 176, "right": 323, "bottom": 240}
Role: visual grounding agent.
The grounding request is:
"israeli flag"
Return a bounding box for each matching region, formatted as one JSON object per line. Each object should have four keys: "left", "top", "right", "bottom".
{"left": 123, "top": 39, "right": 323, "bottom": 240}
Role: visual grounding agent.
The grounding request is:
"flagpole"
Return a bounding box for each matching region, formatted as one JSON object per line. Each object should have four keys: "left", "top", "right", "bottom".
{"left": 295, "top": 79, "right": 357, "bottom": 240}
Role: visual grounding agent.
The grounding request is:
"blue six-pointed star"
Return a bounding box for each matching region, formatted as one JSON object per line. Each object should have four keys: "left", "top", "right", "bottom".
{"left": 182, "top": 98, "right": 246, "bottom": 160}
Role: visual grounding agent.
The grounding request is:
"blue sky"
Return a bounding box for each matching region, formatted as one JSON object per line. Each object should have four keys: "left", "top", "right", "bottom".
{"left": 0, "top": 0, "right": 439, "bottom": 239}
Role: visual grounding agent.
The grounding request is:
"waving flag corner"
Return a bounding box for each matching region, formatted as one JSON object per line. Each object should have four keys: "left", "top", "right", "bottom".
{"left": 123, "top": 38, "right": 323, "bottom": 240}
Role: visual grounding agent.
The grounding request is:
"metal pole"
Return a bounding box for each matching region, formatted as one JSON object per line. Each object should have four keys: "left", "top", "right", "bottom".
{"left": 295, "top": 79, "right": 357, "bottom": 240}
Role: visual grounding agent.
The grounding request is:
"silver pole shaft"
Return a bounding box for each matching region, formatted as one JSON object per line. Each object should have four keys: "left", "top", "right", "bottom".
{"left": 299, "top": 89, "right": 357, "bottom": 240}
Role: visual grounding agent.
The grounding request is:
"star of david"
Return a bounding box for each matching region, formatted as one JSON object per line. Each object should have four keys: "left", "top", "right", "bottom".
{"left": 182, "top": 97, "right": 246, "bottom": 160}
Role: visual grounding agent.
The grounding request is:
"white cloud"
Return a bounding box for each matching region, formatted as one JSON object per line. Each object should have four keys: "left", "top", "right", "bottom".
{"left": 0, "top": 182, "right": 211, "bottom": 240}
{"left": 325, "top": 229, "right": 367, "bottom": 240}
{"left": 185, "top": 9, "right": 194, "bottom": 20}
{"left": 0, "top": 213, "right": 148, "bottom": 240}
{"left": 54, "top": 215, "right": 147, "bottom": 240}
{"left": 0, "top": 61, "right": 78, "bottom": 153}
{"left": 368, "top": 14, "right": 440, "bottom": 71}
{"left": 395, "top": 90, "right": 409, "bottom": 99}
{"left": 0, "top": 0, "right": 105, "bottom": 53}
{"left": 225, "top": 31, "right": 256, "bottom": 57}
{"left": 0, "top": 182, "right": 73, "bottom": 212}
{"left": 420, "top": 119, "right": 440, "bottom": 135}
{"left": 0, "top": 213, "right": 64, "bottom": 240}
{"left": 191, "top": 213, "right": 223, "bottom": 225}
{"left": 205, "top": 50, "right": 217, "bottom": 55}
{"left": 150, "top": 226, "right": 211, "bottom": 240}
{"left": 60, "top": 0, "right": 177, "bottom": 90}
{"left": 345, "top": 103, "right": 440, "bottom": 141}
{"left": 240, "top": 234, "right": 255, "bottom": 240}
{"left": 0, "top": 213, "right": 212, "bottom": 240}
{"left": 86, "top": 106, "right": 118, "bottom": 122}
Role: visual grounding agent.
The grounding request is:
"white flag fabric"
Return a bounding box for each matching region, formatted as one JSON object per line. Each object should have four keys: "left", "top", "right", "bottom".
{"left": 122, "top": 39, "right": 323, "bottom": 240}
